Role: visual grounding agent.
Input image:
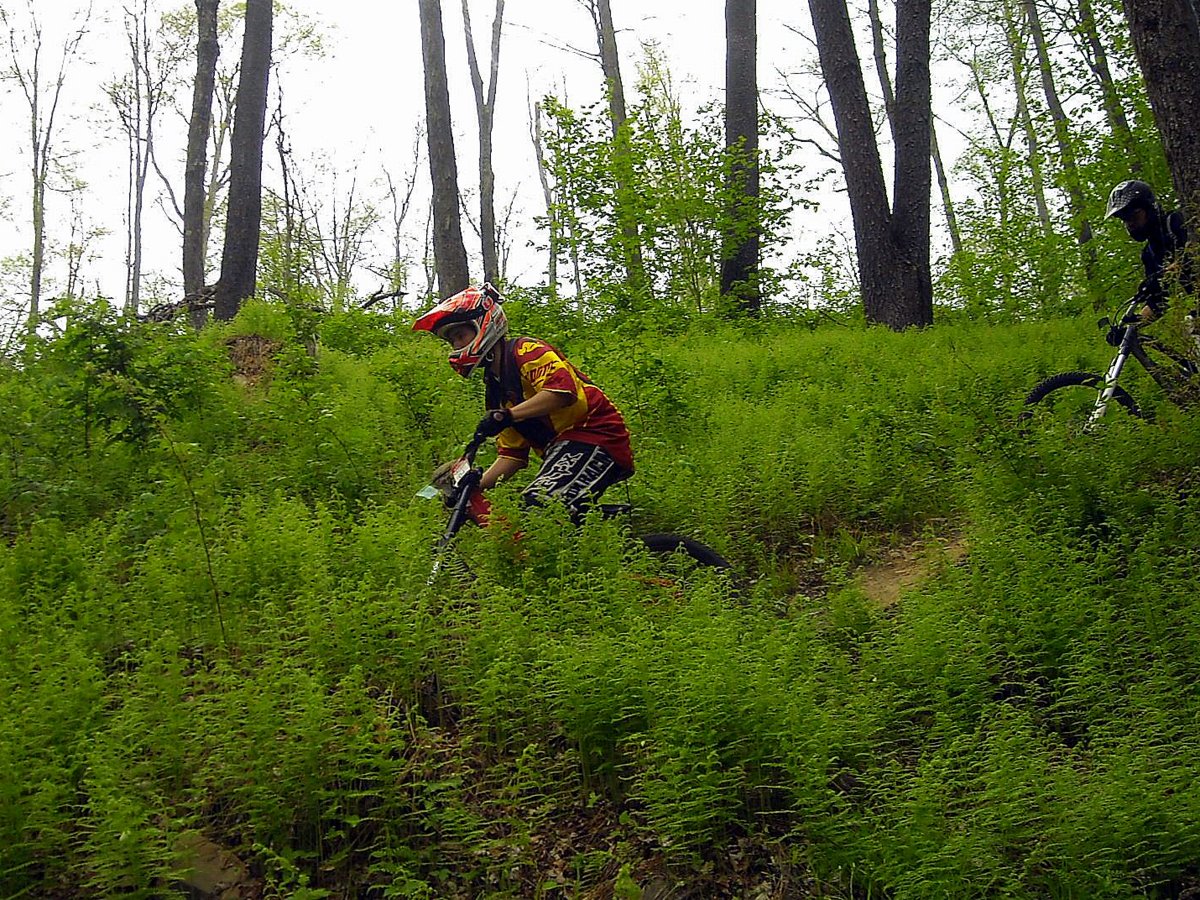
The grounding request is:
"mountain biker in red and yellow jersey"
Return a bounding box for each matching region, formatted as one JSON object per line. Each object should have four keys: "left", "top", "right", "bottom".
{"left": 413, "top": 283, "right": 633, "bottom": 519}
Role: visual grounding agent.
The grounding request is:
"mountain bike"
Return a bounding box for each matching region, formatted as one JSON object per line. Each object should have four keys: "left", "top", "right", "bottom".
{"left": 1020, "top": 293, "right": 1199, "bottom": 430}
{"left": 417, "top": 431, "right": 730, "bottom": 584}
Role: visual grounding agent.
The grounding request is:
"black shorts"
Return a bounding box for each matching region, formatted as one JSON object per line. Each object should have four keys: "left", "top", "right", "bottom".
{"left": 521, "top": 440, "right": 631, "bottom": 519}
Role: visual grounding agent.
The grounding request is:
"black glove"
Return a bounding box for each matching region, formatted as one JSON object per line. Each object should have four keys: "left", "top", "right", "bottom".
{"left": 1134, "top": 278, "right": 1166, "bottom": 315}
{"left": 1105, "top": 309, "right": 1147, "bottom": 346}
{"left": 475, "top": 408, "right": 514, "bottom": 439}
{"left": 443, "top": 468, "right": 483, "bottom": 508}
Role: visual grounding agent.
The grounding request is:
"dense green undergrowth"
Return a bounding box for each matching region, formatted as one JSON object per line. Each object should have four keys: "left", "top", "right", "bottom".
{"left": 3, "top": 300, "right": 1200, "bottom": 898}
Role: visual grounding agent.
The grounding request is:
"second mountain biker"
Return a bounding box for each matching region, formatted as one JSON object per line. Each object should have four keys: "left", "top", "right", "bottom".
{"left": 1103, "top": 179, "right": 1194, "bottom": 347}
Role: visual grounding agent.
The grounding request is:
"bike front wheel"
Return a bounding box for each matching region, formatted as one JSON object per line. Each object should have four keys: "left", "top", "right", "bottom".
{"left": 1019, "top": 371, "right": 1143, "bottom": 428}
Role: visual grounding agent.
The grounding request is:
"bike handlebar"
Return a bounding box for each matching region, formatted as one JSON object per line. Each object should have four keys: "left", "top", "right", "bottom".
{"left": 463, "top": 431, "right": 487, "bottom": 465}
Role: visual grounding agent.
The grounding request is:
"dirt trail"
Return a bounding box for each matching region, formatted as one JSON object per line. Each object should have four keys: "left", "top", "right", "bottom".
{"left": 855, "top": 534, "right": 969, "bottom": 608}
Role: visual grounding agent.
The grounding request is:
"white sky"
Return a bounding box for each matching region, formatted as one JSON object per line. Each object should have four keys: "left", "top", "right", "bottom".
{"left": 0, "top": 0, "right": 922, "bottom": 309}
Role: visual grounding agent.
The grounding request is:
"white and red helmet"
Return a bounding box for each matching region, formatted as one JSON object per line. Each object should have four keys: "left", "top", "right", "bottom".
{"left": 412, "top": 283, "right": 508, "bottom": 377}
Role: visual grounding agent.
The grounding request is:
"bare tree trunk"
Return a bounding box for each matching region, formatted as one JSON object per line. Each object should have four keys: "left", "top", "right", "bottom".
{"left": 868, "top": 0, "right": 897, "bottom": 134}
{"left": 1024, "top": 0, "right": 1099, "bottom": 298}
{"left": 591, "top": 0, "right": 649, "bottom": 306}
{"left": 720, "top": 0, "right": 761, "bottom": 314}
{"left": 808, "top": 0, "right": 932, "bottom": 328}
{"left": 529, "top": 90, "right": 559, "bottom": 299}
{"left": 462, "top": 0, "right": 504, "bottom": 285}
{"left": 1070, "top": 0, "right": 1141, "bottom": 166}
{"left": 381, "top": 129, "right": 421, "bottom": 299}
{"left": 930, "top": 122, "right": 961, "bottom": 254}
{"left": 214, "top": 0, "right": 271, "bottom": 320}
{"left": 1001, "top": 0, "right": 1054, "bottom": 238}
{"left": 204, "top": 74, "right": 236, "bottom": 274}
{"left": 272, "top": 100, "right": 304, "bottom": 298}
{"left": 1121, "top": 0, "right": 1200, "bottom": 221}
{"left": 185, "top": 0, "right": 219, "bottom": 326}
{"left": 111, "top": 1, "right": 172, "bottom": 317}
{"left": 130, "top": 14, "right": 147, "bottom": 318}
{"left": 1, "top": 5, "right": 91, "bottom": 334}
{"left": 65, "top": 195, "right": 84, "bottom": 302}
{"left": 866, "top": 0, "right": 959, "bottom": 254}
{"left": 419, "top": 0, "right": 470, "bottom": 298}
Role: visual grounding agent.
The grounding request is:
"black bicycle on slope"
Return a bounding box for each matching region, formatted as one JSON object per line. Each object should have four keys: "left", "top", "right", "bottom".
{"left": 1020, "top": 293, "right": 1200, "bottom": 430}
{"left": 417, "top": 431, "right": 731, "bottom": 586}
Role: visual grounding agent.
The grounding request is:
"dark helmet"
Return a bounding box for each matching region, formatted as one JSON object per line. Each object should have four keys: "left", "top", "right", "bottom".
{"left": 1105, "top": 179, "right": 1157, "bottom": 220}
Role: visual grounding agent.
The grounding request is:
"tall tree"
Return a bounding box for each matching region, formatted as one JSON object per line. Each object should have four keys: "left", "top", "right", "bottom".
{"left": 184, "top": 0, "right": 220, "bottom": 324}
{"left": 376, "top": 129, "right": 422, "bottom": 301}
{"left": 419, "top": 0, "right": 470, "bottom": 298}
{"left": 0, "top": 1, "right": 91, "bottom": 334}
{"left": 462, "top": 0, "right": 505, "bottom": 285}
{"left": 108, "top": 1, "right": 182, "bottom": 316}
{"left": 807, "top": 0, "right": 933, "bottom": 328}
{"left": 529, "top": 85, "right": 559, "bottom": 299}
{"left": 720, "top": 0, "right": 761, "bottom": 314}
{"left": 1024, "top": 0, "right": 1099, "bottom": 298}
{"left": 1000, "top": 0, "right": 1054, "bottom": 238}
{"left": 1120, "top": 0, "right": 1200, "bottom": 219}
{"left": 588, "top": 0, "right": 649, "bottom": 305}
{"left": 866, "top": 0, "right": 960, "bottom": 254}
{"left": 214, "top": 0, "right": 271, "bottom": 320}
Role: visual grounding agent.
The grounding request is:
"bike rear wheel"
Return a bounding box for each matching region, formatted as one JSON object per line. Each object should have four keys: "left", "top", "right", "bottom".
{"left": 1019, "top": 371, "right": 1143, "bottom": 427}
{"left": 631, "top": 532, "right": 733, "bottom": 597}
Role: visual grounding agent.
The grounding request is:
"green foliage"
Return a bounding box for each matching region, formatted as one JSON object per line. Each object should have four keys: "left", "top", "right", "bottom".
{"left": 538, "top": 48, "right": 804, "bottom": 326}
{"left": 4, "top": 305, "right": 1200, "bottom": 898}
{"left": 223, "top": 296, "right": 303, "bottom": 343}
{"left": 928, "top": 0, "right": 1176, "bottom": 322}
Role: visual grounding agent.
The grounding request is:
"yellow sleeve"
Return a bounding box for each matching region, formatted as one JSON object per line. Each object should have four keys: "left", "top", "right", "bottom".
{"left": 496, "top": 425, "right": 530, "bottom": 462}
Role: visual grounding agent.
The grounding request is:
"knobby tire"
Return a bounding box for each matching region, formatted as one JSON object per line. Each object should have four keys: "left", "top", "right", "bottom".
{"left": 638, "top": 532, "right": 730, "bottom": 569}
{"left": 1019, "top": 371, "right": 1143, "bottom": 423}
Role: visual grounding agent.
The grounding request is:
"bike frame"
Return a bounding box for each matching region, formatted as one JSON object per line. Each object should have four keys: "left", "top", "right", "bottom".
{"left": 421, "top": 434, "right": 492, "bottom": 583}
{"left": 420, "top": 432, "right": 638, "bottom": 583}
{"left": 1088, "top": 295, "right": 1195, "bottom": 429}
{"left": 1091, "top": 313, "right": 1138, "bottom": 429}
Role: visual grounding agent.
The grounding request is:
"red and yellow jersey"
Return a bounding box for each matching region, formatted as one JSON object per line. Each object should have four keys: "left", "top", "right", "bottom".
{"left": 485, "top": 337, "right": 634, "bottom": 472}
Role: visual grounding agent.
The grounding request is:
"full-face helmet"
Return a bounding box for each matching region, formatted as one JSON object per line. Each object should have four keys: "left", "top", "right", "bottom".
{"left": 412, "top": 283, "right": 508, "bottom": 377}
{"left": 1105, "top": 179, "right": 1157, "bottom": 220}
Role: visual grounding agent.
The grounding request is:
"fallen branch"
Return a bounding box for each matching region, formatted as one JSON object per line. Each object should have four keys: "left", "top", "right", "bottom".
{"left": 360, "top": 286, "right": 407, "bottom": 311}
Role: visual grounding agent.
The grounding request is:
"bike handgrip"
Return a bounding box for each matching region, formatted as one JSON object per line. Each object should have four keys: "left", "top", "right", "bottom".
{"left": 463, "top": 432, "right": 486, "bottom": 464}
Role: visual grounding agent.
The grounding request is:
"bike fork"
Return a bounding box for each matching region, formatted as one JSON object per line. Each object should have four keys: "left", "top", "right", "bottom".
{"left": 1088, "top": 343, "right": 1131, "bottom": 430}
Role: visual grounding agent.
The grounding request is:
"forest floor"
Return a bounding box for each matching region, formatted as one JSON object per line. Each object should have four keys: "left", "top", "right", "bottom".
{"left": 179, "top": 533, "right": 971, "bottom": 900}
